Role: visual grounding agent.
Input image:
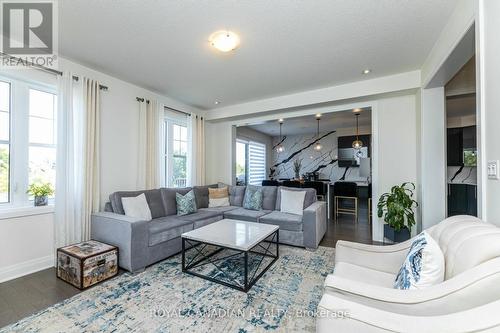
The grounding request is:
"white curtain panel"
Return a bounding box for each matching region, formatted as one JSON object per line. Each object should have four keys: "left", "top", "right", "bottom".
{"left": 138, "top": 99, "right": 162, "bottom": 189}
{"left": 81, "top": 78, "right": 101, "bottom": 241}
{"left": 137, "top": 101, "right": 147, "bottom": 189}
{"left": 187, "top": 114, "right": 206, "bottom": 186}
{"left": 55, "top": 72, "right": 84, "bottom": 248}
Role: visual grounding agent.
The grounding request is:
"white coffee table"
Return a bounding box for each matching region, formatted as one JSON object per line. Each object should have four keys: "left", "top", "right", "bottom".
{"left": 181, "top": 219, "right": 279, "bottom": 292}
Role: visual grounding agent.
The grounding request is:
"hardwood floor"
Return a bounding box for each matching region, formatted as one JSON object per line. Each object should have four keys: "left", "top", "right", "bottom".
{"left": 0, "top": 268, "right": 81, "bottom": 328}
{"left": 320, "top": 197, "right": 380, "bottom": 247}
{"left": 0, "top": 206, "right": 378, "bottom": 328}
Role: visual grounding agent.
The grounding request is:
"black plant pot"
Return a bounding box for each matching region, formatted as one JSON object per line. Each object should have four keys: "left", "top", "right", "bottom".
{"left": 384, "top": 224, "right": 411, "bottom": 243}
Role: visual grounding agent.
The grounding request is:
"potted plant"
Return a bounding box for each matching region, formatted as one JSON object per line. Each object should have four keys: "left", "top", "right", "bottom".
{"left": 27, "top": 183, "right": 54, "bottom": 206}
{"left": 293, "top": 159, "right": 302, "bottom": 180}
{"left": 377, "top": 182, "right": 418, "bottom": 242}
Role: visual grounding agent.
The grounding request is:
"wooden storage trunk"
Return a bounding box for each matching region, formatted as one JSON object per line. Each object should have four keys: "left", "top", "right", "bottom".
{"left": 57, "top": 240, "right": 118, "bottom": 289}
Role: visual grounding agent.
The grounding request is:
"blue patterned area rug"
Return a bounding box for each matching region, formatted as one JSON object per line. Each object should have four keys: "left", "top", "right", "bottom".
{"left": 2, "top": 246, "right": 335, "bottom": 333}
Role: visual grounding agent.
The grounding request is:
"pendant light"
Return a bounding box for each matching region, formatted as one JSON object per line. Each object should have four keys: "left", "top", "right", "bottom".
{"left": 314, "top": 114, "right": 322, "bottom": 151}
{"left": 352, "top": 113, "right": 363, "bottom": 150}
{"left": 276, "top": 119, "right": 285, "bottom": 153}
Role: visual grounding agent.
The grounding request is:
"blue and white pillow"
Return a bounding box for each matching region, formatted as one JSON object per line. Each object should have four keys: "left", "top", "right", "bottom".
{"left": 243, "top": 185, "right": 263, "bottom": 211}
{"left": 394, "top": 231, "right": 445, "bottom": 290}
{"left": 176, "top": 190, "right": 197, "bottom": 216}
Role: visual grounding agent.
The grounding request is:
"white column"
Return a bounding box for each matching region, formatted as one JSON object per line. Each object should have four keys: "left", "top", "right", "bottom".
{"left": 420, "top": 87, "right": 447, "bottom": 230}
{"left": 477, "top": 0, "right": 500, "bottom": 224}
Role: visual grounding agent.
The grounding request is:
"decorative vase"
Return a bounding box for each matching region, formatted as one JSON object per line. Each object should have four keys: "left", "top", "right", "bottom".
{"left": 34, "top": 195, "right": 48, "bottom": 206}
{"left": 383, "top": 224, "right": 411, "bottom": 243}
{"left": 294, "top": 171, "right": 300, "bottom": 180}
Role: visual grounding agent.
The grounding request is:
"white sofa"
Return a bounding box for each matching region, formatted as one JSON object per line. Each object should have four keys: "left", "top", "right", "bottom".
{"left": 317, "top": 215, "right": 500, "bottom": 333}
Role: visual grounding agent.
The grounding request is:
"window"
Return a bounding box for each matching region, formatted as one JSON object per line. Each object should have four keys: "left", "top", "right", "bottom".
{"left": 163, "top": 110, "right": 189, "bottom": 188}
{"left": 236, "top": 140, "right": 247, "bottom": 185}
{"left": 29, "top": 89, "right": 57, "bottom": 197}
{"left": 235, "top": 140, "right": 266, "bottom": 186}
{"left": 0, "top": 82, "right": 10, "bottom": 203}
{"left": 0, "top": 77, "right": 57, "bottom": 207}
{"left": 248, "top": 141, "right": 266, "bottom": 185}
{"left": 172, "top": 124, "right": 187, "bottom": 187}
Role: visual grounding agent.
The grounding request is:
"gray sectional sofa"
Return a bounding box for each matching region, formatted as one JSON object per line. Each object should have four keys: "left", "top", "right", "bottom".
{"left": 91, "top": 185, "right": 327, "bottom": 272}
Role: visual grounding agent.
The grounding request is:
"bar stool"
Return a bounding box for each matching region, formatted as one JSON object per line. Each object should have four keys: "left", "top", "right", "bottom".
{"left": 334, "top": 182, "right": 358, "bottom": 222}
{"left": 303, "top": 181, "right": 326, "bottom": 200}
{"left": 304, "top": 181, "right": 329, "bottom": 220}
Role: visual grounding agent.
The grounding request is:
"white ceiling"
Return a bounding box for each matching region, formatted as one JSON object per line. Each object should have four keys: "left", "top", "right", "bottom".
{"left": 247, "top": 109, "right": 371, "bottom": 136}
{"left": 59, "top": 0, "right": 457, "bottom": 110}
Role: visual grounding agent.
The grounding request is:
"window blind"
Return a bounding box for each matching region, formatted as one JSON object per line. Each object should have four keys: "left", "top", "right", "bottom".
{"left": 248, "top": 141, "right": 266, "bottom": 186}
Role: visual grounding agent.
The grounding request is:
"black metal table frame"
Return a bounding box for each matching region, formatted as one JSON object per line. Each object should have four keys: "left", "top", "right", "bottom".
{"left": 181, "top": 229, "right": 279, "bottom": 292}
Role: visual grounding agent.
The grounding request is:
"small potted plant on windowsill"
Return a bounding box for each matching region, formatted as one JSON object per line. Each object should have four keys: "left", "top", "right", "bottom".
{"left": 27, "top": 183, "right": 54, "bottom": 207}
{"left": 377, "top": 182, "right": 418, "bottom": 243}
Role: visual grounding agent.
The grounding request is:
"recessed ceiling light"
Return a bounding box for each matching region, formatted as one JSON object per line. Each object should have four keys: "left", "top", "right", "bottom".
{"left": 214, "top": 100, "right": 220, "bottom": 105}
{"left": 209, "top": 30, "right": 240, "bottom": 52}
{"left": 362, "top": 69, "right": 371, "bottom": 74}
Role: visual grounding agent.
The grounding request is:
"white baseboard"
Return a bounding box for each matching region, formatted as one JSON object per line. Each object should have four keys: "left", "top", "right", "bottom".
{"left": 0, "top": 255, "right": 54, "bottom": 283}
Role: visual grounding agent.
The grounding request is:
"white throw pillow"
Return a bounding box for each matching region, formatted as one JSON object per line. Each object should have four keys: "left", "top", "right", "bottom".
{"left": 394, "top": 231, "right": 445, "bottom": 290}
{"left": 121, "top": 193, "right": 152, "bottom": 221}
{"left": 280, "top": 189, "right": 306, "bottom": 216}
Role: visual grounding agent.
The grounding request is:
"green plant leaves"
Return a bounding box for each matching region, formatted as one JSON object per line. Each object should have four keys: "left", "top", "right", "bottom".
{"left": 377, "top": 182, "right": 418, "bottom": 231}
{"left": 26, "top": 182, "right": 54, "bottom": 197}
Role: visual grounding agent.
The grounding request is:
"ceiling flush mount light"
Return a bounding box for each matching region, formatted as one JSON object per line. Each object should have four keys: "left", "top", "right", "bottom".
{"left": 209, "top": 30, "right": 240, "bottom": 52}
{"left": 362, "top": 69, "right": 371, "bottom": 75}
{"left": 314, "top": 114, "right": 322, "bottom": 151}
{"left": 276, "top": 119, "right": 285, "bottom": 153}
{"left": 352, "top": 113, "right": 363, "bottom": 150}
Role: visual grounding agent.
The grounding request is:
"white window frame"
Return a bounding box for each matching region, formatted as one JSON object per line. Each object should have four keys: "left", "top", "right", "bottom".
{"left": 161, "top": 109, "right": 188, "bottom": 188}
{"left": 0, "top": 75, "right": 57, "bottom": 209}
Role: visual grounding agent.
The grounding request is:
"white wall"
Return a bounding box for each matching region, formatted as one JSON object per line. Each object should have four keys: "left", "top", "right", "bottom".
{"left": 477, "top": 0, "right": 500, "bottom": 224}
{"left": 420, "top": 87, "right": 447, "bottom": 230}
{"left": 0, "top": 56, "right": 199, "bottom": 281}
{"left": 0, "top": 211, "right": 54, "bottom": 282}
{"left": 373, "top": 95, "right": 418, "bottom": 241}
{"left": 56, "top": 58, "right": 199, "bottom": 207}
{"left": 205, "top": 122, "right": 234, "bottom": 185}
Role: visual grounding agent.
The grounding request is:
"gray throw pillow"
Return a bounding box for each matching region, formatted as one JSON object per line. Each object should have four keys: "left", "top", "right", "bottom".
{"left": 243, "top": 185, "right": 263, "bottom": 211}
{"left": 176, "top": 190, "right": 197, "bottom": 216}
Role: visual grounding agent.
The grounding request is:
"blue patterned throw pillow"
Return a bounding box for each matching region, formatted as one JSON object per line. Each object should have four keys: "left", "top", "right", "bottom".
{"left": 394, "top": 231, "right": 445, "bottom": 290}
{"left": 176, "top": 190, "right": 197, "bottom": 216}
{"left": 243, "top": 185, "right": 263, "bottom": 211}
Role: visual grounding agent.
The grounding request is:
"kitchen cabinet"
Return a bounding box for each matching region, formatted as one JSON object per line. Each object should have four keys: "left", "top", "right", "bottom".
{"left": 448, "top": 183, "right": 477, "bottom": 217}
{"left": 447, "top": 126, "right": 476, "bottom": 166}
{"left": 447, "top": 128, "right": 463, "bottom": 166}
